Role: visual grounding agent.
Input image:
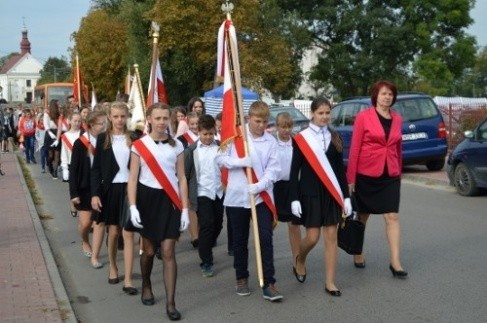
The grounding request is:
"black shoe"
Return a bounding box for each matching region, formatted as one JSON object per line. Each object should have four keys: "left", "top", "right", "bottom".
{"left": 108, "top": 277, "right": 119, "bottom": 284}
{"left": 294, "top": 255, "right": 306, "bottom": 283}
{"left": 155, "top": 247, "right": 162, "bottom": 260}
{"left": 389, "top": 264, "right": 408, "bottom": 279}
{"left": 122, "top": 286, "right": 138, "bottom": 295}
{"left": 354, "top": 261, "right": 366, "bottom": 268}
{"left": 191, "top": 239, "right": 199, "bottom": 249}
{"left": 141, "top": 295, "right": 155, "bottom": 306}
{"left": 325, "top": 288, "right": 342, "bottom": 297}
{"left": 166, "top": 308, "right": 181, "bottom": 321}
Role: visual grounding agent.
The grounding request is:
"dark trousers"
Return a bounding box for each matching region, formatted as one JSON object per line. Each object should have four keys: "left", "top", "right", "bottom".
{"left": 197, "top": 196, "right": 224, "bottom": 265}
{"left": 226, "top": 203, "right": 275, "bottom": 287}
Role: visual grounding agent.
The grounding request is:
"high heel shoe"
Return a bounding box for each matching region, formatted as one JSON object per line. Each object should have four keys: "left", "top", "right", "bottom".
{"left": 389, "top": 264, "right": 408, "bottom": 279}
{"left": 294, "top": 255, "right": 306, "bottom": 283}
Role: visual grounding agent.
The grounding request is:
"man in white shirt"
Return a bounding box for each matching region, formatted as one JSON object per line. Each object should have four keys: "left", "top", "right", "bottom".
{"left": 216, "top": 101, "right": 283, "bottom": 302}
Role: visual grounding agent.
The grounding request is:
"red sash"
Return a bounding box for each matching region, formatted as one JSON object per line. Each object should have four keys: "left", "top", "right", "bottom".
{"left": 182, "top": 132, "right": 195, "bottom": 145}
{"left": 294, "top": 133, "right": 344, "bottom": 208}
{"left": 79, "top": 135, "right": 95, "bottom": 155}
{"left": 234, "top": 135, "right": 277, "bottom": 221}
{"left": 133, "top": 139, "right": 182, "bottom": 211}
{"left": 61, "top": 133, "right": 74, "bottom": 151}
{"left": 60, "top": 116, "right": 69, "bottom": 130}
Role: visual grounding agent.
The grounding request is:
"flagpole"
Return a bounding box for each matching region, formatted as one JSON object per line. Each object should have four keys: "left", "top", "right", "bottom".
{"left": 224, "top": 4, "right": 264, "bottom": 288}
{"left": 148, "top": 22, "right": 160, "bottom": 107}
{"left": 76, "top": 54, "right": 81, "bottom": 106}
{"left": 134, "top": 64, "right": 146, "bottom": 110}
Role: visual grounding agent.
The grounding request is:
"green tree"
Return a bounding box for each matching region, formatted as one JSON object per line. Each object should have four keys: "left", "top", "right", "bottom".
{"left": 277, "top": 0, "right": 477, "bottom": 98}
{"left": 38, "top": 57, "right": 71, "bottom": 84}
{"left": 72, "top": 9, "right": 129, "bottom": 101}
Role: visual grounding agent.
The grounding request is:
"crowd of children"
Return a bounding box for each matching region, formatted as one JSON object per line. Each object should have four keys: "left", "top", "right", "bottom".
{"left": 5, "top": 94, "right": 392, "bottom": 321}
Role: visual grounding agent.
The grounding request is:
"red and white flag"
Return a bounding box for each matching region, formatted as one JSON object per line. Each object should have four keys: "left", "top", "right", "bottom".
{"left": 219, "top": 19, "right": 240, "bottom": 148}
{"left": 146, "top": 58, "right": 168, "bottom": 107}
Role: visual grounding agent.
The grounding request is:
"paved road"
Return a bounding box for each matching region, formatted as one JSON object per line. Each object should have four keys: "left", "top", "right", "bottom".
{"left": 25, "top": 156, "right": 486, "bottom": 323}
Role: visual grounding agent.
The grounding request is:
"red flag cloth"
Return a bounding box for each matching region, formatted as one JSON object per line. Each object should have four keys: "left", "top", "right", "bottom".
{"left": 220, "top": 20, "right": 239, "bottom": 148}
{"left": 73, "top": 71, "right": 89, "bottom": 105}
{"left": 146, "top": 59, "right": 168, "bottom": 107}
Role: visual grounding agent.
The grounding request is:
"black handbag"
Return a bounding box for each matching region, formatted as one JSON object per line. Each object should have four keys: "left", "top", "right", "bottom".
{"left": 337, "top": 195, "right": 365, "bottom": 255}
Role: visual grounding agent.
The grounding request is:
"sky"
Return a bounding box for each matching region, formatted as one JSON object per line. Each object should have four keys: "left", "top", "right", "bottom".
{"left": 0, "top": 0, "right": 486, "bottom": 65}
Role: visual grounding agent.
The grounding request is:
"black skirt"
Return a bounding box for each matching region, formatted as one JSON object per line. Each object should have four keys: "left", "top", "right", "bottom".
{"left": 98, "top": 183, "right": 126, "bottom": 226}
{"left": 274, "top": 180, "right": 301, "bottom": 225}
{"left": 300, "top": 183, "right": 341, "bottom": 228}
{"left": 355, "top": 173, "right": 401, "bottom": 214}
{"left": 75, "top": 187, "right": 92, "bottom": 211}
{"left": 136, "top": 182, "right": 181, "bottom": 242}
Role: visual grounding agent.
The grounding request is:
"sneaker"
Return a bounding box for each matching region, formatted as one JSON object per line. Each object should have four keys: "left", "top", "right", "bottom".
{"left": 201, "top": 263, "right": 214, "bottom": 278}
{"left": 263, "top": 284, "right": 283, "bottom": 302}
{"left": 41, "top": 168, "right": 46, "bottom": 173}
{"left": 235, "top": 278, "right": 250, "bottom": 296}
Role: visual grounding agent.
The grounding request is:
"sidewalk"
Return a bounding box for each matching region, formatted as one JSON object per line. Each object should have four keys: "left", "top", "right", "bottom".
{"left": 0, "top": 149, "right": 75, "bottom": 322}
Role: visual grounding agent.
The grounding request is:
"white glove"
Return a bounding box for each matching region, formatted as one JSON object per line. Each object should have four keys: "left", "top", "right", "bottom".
{"left": 235, "top": 156, "right": 252, "bottom": 168}
{"left": 291, "top": 200, "right": 302, "bottom": 218}
{"left": 248, "top": 182, "right": 265, "bottom": 195}
{"left": 62, "top": 169, "right": 69, "bottom": 181}
{"left": 50, "top": 139, "right": 59, "bottom": 147}
{"left": 180, "top": 208, "right": 189, "bottom": 231}
{"left": 344, "top": 198, "right": 352, "bottom": 216}
{"left": 48, "top": 131, "right": 56, "bottom": 139}
{"left": 129, "top": 205, "right": 143, "bottom": 229}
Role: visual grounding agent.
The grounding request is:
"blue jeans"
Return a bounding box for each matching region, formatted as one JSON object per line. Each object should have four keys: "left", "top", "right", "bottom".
{"left": 23, "top": 135, "right": 35, "bottom": 162}
{"left": 40, "top": 146, "right": 48, "bottom": 169}
{"left": 226, "top": 203, "right": 275, "bottom": 287}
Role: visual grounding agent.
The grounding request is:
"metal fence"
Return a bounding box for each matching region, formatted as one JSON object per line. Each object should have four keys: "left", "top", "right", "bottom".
{"left": 434, "top": 97, "right": 487, "bottom": 150}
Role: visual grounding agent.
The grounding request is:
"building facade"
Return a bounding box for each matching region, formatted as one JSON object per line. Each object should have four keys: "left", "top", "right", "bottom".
{"left": 0, "top": 28, "right": 42, "bottom": 103}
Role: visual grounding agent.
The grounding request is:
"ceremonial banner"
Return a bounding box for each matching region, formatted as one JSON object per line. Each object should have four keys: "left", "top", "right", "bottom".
{"left": 73, "top": 54, "right": 89, "bottom": 105}
{"left": 128, "top": 66, "right": 146, "bottom": 131}
{"left": 146, "top": 54, "right": 168, "bottom": 106}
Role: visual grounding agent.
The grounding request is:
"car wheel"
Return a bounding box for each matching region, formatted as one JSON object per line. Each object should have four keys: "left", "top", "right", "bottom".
{"left": 453, "top": 163, "right": 479, "bottom": 196}
{"left": 426, "top": 159, "right": 444, "bottom": 171}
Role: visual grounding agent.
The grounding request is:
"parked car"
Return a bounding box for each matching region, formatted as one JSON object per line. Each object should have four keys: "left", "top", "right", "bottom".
{"left": 330, "top": 93, "right": 448, "bottom": 170}
{"left": 447, "top": 118, "right": 487, "bottom": 196}
{"left": 266, "top": 105, "right": 309, "bottom": 136}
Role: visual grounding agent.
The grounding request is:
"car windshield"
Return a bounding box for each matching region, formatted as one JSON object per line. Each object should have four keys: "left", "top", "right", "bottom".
{"left": 269, "top": 108, "right": 307, "bottom": 123}
{"left": 393, "top": 98, "right": 439, "bottom": 121}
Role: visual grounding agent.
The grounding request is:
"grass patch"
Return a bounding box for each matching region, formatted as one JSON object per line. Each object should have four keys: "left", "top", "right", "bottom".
{"left": 39, "top": 214, "right": 54, "bottom": 220}
{"left": 17, "top": 155, "right": 43, "bottom": 206}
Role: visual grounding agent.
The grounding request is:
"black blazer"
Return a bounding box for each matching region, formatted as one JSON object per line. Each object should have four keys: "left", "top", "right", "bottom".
{"left": 90, "top": 132, "right": 123, "bottom": 197}
{"left": 69, "top": 136, "right": 91, "bottom": 199}
{"left": 289, "top": 137, "right": 349, "bottom": 202}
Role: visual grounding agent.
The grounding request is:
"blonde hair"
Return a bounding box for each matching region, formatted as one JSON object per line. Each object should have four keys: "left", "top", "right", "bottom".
{"left": 103, "top": 102, "right": 131, "bottom": 150}
{"left": 276, "top": 112, "right": 293, "bottom": 128}
{"left": 248, "top": 101, "right": 270, "bottom": 119}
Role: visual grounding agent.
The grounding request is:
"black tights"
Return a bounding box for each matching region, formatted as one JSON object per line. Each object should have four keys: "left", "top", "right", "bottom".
{"left": 140, "top": 238, "right": 177, "bottom": 309}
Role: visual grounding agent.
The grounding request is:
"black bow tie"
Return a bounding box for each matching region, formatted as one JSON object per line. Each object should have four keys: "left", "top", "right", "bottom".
{"left": 154, "top": 139, "right": 169, "bottom": 144}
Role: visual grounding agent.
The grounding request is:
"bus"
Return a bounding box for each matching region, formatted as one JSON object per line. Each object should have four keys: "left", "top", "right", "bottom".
{"left": 34, "top": 83, "right": 73, "bottom": 110}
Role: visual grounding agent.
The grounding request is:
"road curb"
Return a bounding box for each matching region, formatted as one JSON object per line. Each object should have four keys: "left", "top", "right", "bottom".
{"left": 402, "top": 173, "right": 452, "bottom": 189}
{"left": 15, "top": 155, "right": 78, "bottom": 323}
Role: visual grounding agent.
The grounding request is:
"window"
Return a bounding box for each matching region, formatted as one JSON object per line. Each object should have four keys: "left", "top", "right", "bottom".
{"left": 26, "top": 80, "right": 31, "bottom": 87}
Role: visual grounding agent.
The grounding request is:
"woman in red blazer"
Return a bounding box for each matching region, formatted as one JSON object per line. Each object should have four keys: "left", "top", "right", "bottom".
{"left": 347, "top": 80, "right": 407, "bottom": 278}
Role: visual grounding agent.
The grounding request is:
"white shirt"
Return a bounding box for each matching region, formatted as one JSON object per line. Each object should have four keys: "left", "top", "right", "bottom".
{"left": 308, "top": 122, "right": 331, "bottom": 152}
{"left": 112, "top": 134, "right": 130, "bottom": 183}
{"left": 196, "top": 142, "right": 223, "bottom": 200}
{"left": 131, "top": 137, "right": 184, "bottom": 189}
{"left": 276, "top": 136, "right": 293, "bottom": 181}
{"left": 216, "top": 125, "right": 280, "bottom": 208}
{"left": 60, "top": 130, "right": 81, "bottom": 170}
